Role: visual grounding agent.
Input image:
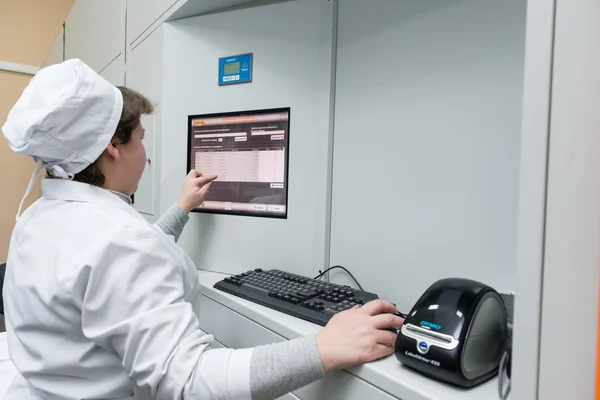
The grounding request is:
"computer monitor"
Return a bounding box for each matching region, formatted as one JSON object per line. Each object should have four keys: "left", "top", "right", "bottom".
{"left": 187, "top": 107, "right": 291, "bottom": 218}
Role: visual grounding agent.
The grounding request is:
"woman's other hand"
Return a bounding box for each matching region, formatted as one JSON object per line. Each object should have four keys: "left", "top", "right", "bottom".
{"left": 177, "top": 170, "right": 218, "bottom": 213}
{"left": 315, "top": 299, "right": 404, "bottom": 373}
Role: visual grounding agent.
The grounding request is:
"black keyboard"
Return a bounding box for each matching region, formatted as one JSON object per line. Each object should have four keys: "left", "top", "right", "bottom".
{"left": 214, "top": 269, "right": 380, "bottom": 326}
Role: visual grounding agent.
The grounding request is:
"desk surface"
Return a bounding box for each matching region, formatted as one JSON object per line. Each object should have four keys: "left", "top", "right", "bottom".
{"left": 197, "top": 270, "right": 500, "bottom": 400}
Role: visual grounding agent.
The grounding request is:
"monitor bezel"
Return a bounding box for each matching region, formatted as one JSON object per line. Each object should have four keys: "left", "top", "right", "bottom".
{"left": 186, "top": 107, "right": 291, "bottom": 219}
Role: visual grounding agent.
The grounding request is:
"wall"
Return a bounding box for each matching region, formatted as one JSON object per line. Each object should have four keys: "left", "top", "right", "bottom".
{"left": 328, "top": 0, "right": 527, "bottom": 308}
{"left": 0, "top": 0, "right": 72, "bottom": 66}
{"left": 510, "top": 0, "right": 555, "bottom": 396}
{"left": 0, "top": 0, "right": 74, "bottom": 262}
{"left": 159, "top": 0, "right": 528, "bottom": 307}
{"left": 64, "top": 0, "right": 125, "bottom": 74}
{"left": 0, "top": 73, "right": 36, "bottom": 262}
{"left": 537, "top": 0, "right": 600, "bottom": 397}
{"left": 42, "top": 26, "right": 65, "bottom": 68}
{"left": 161, "top": 0, "right": 335, "bottom": 276}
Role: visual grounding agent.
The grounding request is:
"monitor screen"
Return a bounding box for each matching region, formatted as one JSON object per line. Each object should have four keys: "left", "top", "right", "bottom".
{"left": 187, "top": 107, "right": 291, "bottom": 218}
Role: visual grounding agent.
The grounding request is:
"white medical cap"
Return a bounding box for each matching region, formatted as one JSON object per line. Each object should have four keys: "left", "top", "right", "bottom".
{"left": 3, "top": 58, "right": 123, "bottom": 175}
{"left": 2, "top": 58, "right": 123, "bottom": 220}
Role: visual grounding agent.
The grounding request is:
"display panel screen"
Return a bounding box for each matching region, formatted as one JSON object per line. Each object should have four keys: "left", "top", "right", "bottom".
{"left": 223, "top": 62, "right": 240, "bottom": 75}
{"left": 187, "top": 108, "right": 291, "bottom": 218}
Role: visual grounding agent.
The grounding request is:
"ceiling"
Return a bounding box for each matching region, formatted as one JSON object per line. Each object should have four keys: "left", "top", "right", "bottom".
{"left": 0, "top": 0, "right": 74, "bottom": 66}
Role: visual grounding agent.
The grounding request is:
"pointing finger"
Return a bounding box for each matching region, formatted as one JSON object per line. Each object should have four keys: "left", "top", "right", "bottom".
{"left": 193, "top": 175, "right": 218, "bottom": 186}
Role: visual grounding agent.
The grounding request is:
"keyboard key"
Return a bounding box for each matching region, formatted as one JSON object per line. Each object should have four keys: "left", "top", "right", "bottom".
{"left": 288, "top": 295, "right": 303, "bottom": 304}
{"left": 294, "top": 293, "right": 308, "bottom": 301}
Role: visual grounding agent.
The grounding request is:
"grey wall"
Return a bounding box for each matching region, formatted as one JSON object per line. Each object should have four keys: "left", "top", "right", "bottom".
{"left": 159, "top": 0, "right": 528, "bottom": 312}
{"left": 328, "top": 0, "right": 527, "bottom": 309}
{"left": 160, "top": 0, "right": 335, "bottom": 276}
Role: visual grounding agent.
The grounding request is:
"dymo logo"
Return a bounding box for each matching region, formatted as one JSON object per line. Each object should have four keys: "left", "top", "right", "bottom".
{"left": 421, "top": 321, "right": 442, "bottom": 330}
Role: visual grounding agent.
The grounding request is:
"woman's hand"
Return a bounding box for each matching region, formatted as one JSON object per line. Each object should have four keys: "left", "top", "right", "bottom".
{"left": 315, "top": 299, "right": 404, "bottom": 373}
{"left": 177, "top": 170, "right": 218, "bottom": 213}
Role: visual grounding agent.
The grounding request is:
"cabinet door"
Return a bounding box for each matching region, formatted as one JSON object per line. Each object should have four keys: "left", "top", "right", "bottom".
{"left": 195, "top": 293, "right": 398, "bottom": 400}
{"left": 99, "top": 54, "right": 124, "bottom": 86}
{"left": 42, "top": 26, "right": 64, "bottom": 67}
{"left": 65, "top": 0, "right": 125, "bottom": 72}
{"left": 128, "top": 0, "right": 179, "bottom": 45}
{"left": 127, "top": 27, "right": 163, "bottom": 216}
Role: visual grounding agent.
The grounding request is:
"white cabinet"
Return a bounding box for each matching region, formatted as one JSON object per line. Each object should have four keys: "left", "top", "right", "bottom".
{"left": 196, "top": 292, "right": 399, "bottom": 400}
{"left": 127, "top": 0, "right": 256, "bottom": 47}
{"left": 42, "top": 26, "right": 64, "bottom": 67}
{"left": 127, "top": 0, "right": 179, "bottom": 45}
{"left": 126, "top": 27, "right": 163, "bottom": 217}
{"left": 65, "top": 0, "right": 125, "bottom": 72}
{"left": 99, "top": 54, "right": 124, "bottom": 87}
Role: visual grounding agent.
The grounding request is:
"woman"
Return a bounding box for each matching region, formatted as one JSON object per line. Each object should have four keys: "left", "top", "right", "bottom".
{"left": 2, "top": 59, "right": 403, "bottom": 400}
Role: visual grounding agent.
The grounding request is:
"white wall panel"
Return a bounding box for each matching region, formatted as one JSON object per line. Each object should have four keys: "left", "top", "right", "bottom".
{"left": 99, "top": 54, "right": 124, "bottom": 86}
{"left": 41, "top": 26, "right": 64, "bottom": 67}
{"left": 511, "top": 0, "right": 556, "bottom": 398}
{"left": 161, "top": 0, "right": 335, "bottom": 276}
{"left": 329, "top": 0, "right": 527, "bottom": 310}
{"left": 65, "top": 0, "right": 125, "bottom": 72}
{"left": 128, "top": 0, "right": 179, "bottom": 45}
{"left": 538, "top": 0, "right": 600, "bottom": 398}
{"left": 127, "top": 28, "right": 164, "bottom": 216}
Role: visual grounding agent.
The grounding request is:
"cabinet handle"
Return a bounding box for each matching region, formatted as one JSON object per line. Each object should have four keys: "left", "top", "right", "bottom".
{"left": 147, "top": 158, "right": 152, "bottom": 165}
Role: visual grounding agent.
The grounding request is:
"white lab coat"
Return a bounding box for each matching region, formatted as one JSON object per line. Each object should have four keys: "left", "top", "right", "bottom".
{"left": 3, "top": 179, "right": 253, "bottom": 400}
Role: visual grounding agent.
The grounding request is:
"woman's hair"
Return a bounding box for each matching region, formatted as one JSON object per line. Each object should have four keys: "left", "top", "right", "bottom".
{"left": 47, "top": 86, "right": 155, "bottom": 185}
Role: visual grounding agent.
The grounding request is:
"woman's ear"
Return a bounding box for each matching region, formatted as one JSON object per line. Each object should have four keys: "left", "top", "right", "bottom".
{"left": 104, "top": 141, "right": 121, "bottom": 161}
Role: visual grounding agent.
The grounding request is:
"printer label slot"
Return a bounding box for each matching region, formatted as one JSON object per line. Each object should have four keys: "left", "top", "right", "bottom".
{"left": 402, "top": 324, "right": 459, "bottom": 350}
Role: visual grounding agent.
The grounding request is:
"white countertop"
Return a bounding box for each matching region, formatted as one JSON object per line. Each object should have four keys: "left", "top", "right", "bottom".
{"left": 197, "top": 270, "right": 501, "bottom": 400}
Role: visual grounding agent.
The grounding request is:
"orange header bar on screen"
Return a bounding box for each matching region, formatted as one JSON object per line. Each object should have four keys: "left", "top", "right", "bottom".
{"left": 191, "top": 116, "right": 256, "bottom": 127}
{"left": 222, "top": 116, "right": 255, "bottom": 122}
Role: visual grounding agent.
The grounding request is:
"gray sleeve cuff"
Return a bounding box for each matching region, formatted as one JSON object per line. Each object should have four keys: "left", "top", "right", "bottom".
{"left": 250, "top": 335, "right": 325, "bottom": 400}
{"left": 153, "top": 204, "right": 189, "bottom": 242}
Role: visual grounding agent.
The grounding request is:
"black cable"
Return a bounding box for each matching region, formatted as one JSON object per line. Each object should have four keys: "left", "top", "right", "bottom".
{"left": 315, "top": 266, "right": 409, "bottom": 318}
{"left": 314, "top": 265, "right": 364, "bottom": 291}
